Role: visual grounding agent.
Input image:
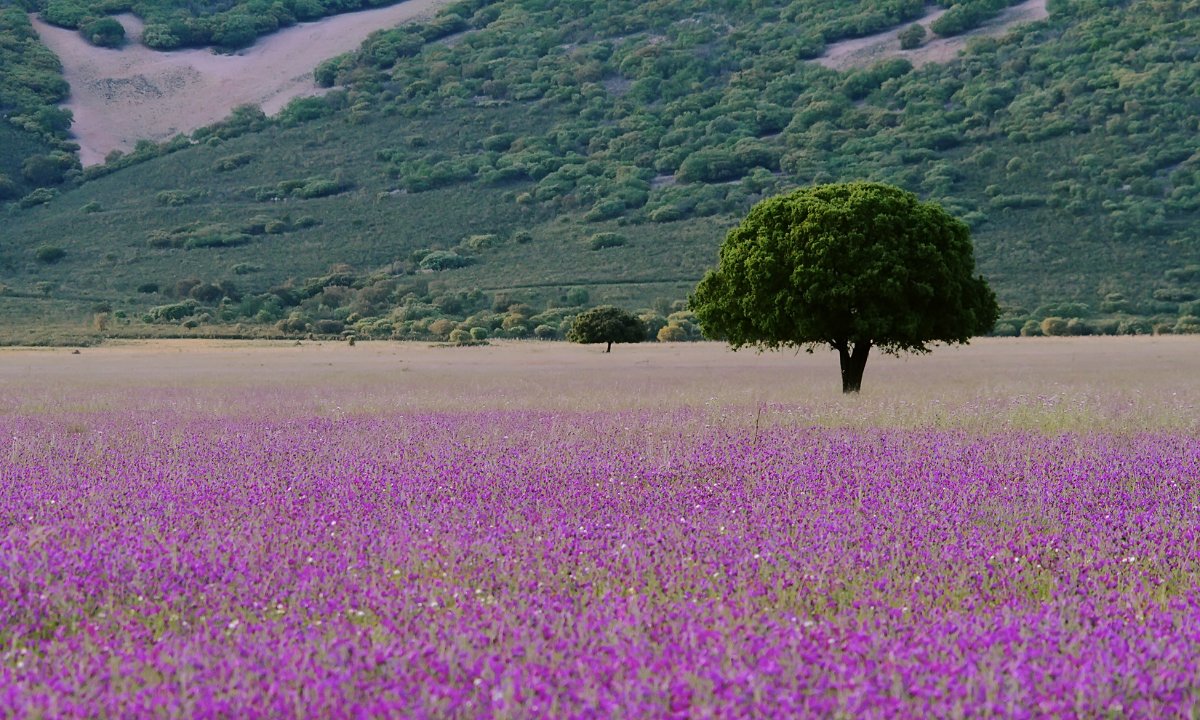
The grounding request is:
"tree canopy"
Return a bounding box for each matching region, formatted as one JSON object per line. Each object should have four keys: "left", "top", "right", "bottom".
{"left": 690, "top": 181, "right": 999, "bottom": 392}
{"left": 567, "top": 305, "right": 645, "bottom": 352}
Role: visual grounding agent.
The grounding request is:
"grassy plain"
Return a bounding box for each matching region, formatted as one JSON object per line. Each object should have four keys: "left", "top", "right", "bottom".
{"left": 5, "top": 336, "right": 1198, "bottom": 429}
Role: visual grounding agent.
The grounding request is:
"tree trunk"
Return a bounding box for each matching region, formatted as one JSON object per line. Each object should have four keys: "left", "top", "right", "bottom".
{"left": 836, "top": 341, "right": 871, "bottom": 393}
{"left": 605, "top": 341, "right": 612, "bottom": 353}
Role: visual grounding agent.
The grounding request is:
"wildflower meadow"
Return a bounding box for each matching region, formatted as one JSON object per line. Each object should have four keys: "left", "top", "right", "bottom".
{"left": 2, "top": 339, "right": 1199, "bottom": 717}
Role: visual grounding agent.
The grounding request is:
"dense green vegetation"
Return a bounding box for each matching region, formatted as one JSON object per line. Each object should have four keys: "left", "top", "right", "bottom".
{"left": 0, "top": 6, "right": 79, "bottom": 199}
{"left": 691, "top": 182, "right": 1000, "bottom": 392}
{"left": 2, "top": 0, "right": 1199, "bottom": 342}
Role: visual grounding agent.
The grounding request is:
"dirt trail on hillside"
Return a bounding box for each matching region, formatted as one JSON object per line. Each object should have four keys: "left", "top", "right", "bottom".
{"left": 31, "top": 0, "right": 454, "bottom": 166}
{"left": 816, "top": 0, "right": 1049, "bottom": 71}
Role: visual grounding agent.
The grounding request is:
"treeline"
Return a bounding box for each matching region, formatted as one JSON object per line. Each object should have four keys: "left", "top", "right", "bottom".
{"left": 126, "top": 262, "right": 708, "bottom": 343}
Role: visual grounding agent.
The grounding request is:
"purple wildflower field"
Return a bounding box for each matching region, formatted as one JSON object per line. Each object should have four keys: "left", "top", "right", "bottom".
{"left": 3, "top": 341, "right": 1200, "bottom": 717}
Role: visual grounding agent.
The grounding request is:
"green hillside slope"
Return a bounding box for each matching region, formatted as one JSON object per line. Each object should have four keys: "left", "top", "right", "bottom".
{"left": 2, "top": 0, "right": 1199, "bottom": 343}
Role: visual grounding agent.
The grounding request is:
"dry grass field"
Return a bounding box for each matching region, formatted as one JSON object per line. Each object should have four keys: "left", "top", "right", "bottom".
{"left": 4, "top": 336, "right": 1197, "bottom": 430}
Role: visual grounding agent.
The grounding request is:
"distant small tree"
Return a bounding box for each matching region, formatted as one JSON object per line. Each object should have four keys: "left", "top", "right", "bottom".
{"left": 567, "top": 306, "right": 645, "bottom": 352}
{"left": 898, "top": 23, "right": 925, "bottom": 50}
{"left": 690, "top": 182, "right": 999, "bottom": 393}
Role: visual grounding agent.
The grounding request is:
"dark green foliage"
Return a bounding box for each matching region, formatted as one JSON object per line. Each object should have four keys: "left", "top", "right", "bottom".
{"left": 898, "top": 23, "right": 925, "bottom": 49}
{"left": 588, "top": 232, "right": 627, "bottom": 250}
{"left": 930, "top": 0, "right": 1009, "bottom": 37}
{"left": 21, "top": 154, "right": 71, "bottom": 186}
{"left": 842, "top": 59, "right": 913, "bottom": 100}
{"left": 245, "top": 175, "right": 350, "bottom": 201}
{"left": 147, "top": 300, "right": 198, "bottom": 321}
{"left": 35, "top": 245, "right": 66, "bottom": 264}
{"left": 0, "top": 8, "right": 89, "bottom": 183}
{"left": 418, "top": 250, "right": 472, "bottom": 271}
{"left": 566, "top": 305, "right": 645, "bottom": 352}
{"left": 691, "top": 182, "right": 999, "bottom": 392}
{"left": 155, "top": 189, "right": 205, "bottom": 206}
{"left": 18, "top": 187, "right": 59, "bottom": 207}
{"left": 213, "top": 153, "right": 255, "bottom": 172}
{"left": 80, "top": 16, "right": 126, "bottom": 47}
{"left": 147, "top": 223, "right": 251, "bottom": 249}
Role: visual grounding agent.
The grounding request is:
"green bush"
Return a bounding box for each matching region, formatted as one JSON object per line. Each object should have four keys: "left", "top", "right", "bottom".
{"left": 35, "top": 244, "right": 66, "bottom": 264}
{"left": 156, "top": 189, "right": 204, "bottom": 206}
{"left": 588, "top": 232, "right": 628, "bottom": 250}
{"left": 80, "top": 16, "right": 125, "bottom": 47}
{"left": 419, "top": 250, "right": 473, "bottom": 271}
{"left": 898, "top": 23, "right": 925, "bottom": 50}
{"left": 19, "top": 188, "right": 59, "bottom": 208}
{"left": 213, "top": 153, "right": 255, "bottom": 172}
{"left": 147, "top": 301, "right": 198, "bottom": 322}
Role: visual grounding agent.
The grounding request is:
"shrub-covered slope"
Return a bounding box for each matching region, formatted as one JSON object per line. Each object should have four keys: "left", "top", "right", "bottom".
{"left": 2, "top": 0, "right": 1198, "bottom": 341}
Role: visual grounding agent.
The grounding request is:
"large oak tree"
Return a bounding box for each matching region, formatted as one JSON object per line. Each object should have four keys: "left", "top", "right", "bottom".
{"left": 690, "top": 182, "right": 999, "bottom": 393}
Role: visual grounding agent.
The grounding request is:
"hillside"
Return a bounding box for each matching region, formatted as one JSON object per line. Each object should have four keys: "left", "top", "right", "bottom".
{"left": 1, "top": 0, "right": 1198, "bottom": 344}
{"left": 29, "top": 1, "right": 452, "bottom": 165}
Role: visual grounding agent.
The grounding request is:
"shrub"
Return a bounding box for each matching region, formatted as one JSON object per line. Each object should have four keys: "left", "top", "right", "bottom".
{"left": 460, "top": 234, "right": 500, "bottom": 251}
{"left": 419, "top": 251, "right": 473, "bottom": 271}
{"left": 35, "top": 245, "right": 66, "bottom": 264}
{"left": 657, "top": 324, "right": 688, "bottom": 342}
{"left": 148, "top": 301, "right": 198, "bottom": 322}
{"left": 294, "top": 177, "right": 349, "bottom": 199}
{"left": 1175, "top": 316, "right": 1200, "bottom": 334}
{"left": 649, "top": 205, "right": 684, "bottom": 223}
{"left": 80, "top": 16, "right": 125, "bottom": 47}
{"left": 584, "top": 199, "right": 627, "bottom": 222}
{"left": 469, "top": 327, "right": 489, "bottom": 341}
{"left": 82, "top": 200, "right": 102, "bottom": 213}
{"left": 156, "top": 189, "right": 204, "bottom": 206}
{"left": 898, "top": 23, "right": 925, "bottom": 50}
{"left": 19, "top": 188, "right": 59, "bottom": 208}
{"left": 213, "top": 153, "right": 255, "bottom": 172}
{"left": 589, "top": 232, "right": 628, "bottom": 250}
{"left": 313, "top": 319, "right": 344, "bottom": 335}
{"left": 1040, "top": 317, "right": 1070, "bottom": 336}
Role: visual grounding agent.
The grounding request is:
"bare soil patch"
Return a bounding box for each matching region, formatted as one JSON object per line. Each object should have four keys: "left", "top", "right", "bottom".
{"left": 816, "top": 0, "right": 1049, "bottom": 71}
{"left": 30, "top": 0, "right": 454, "bottom": 166}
